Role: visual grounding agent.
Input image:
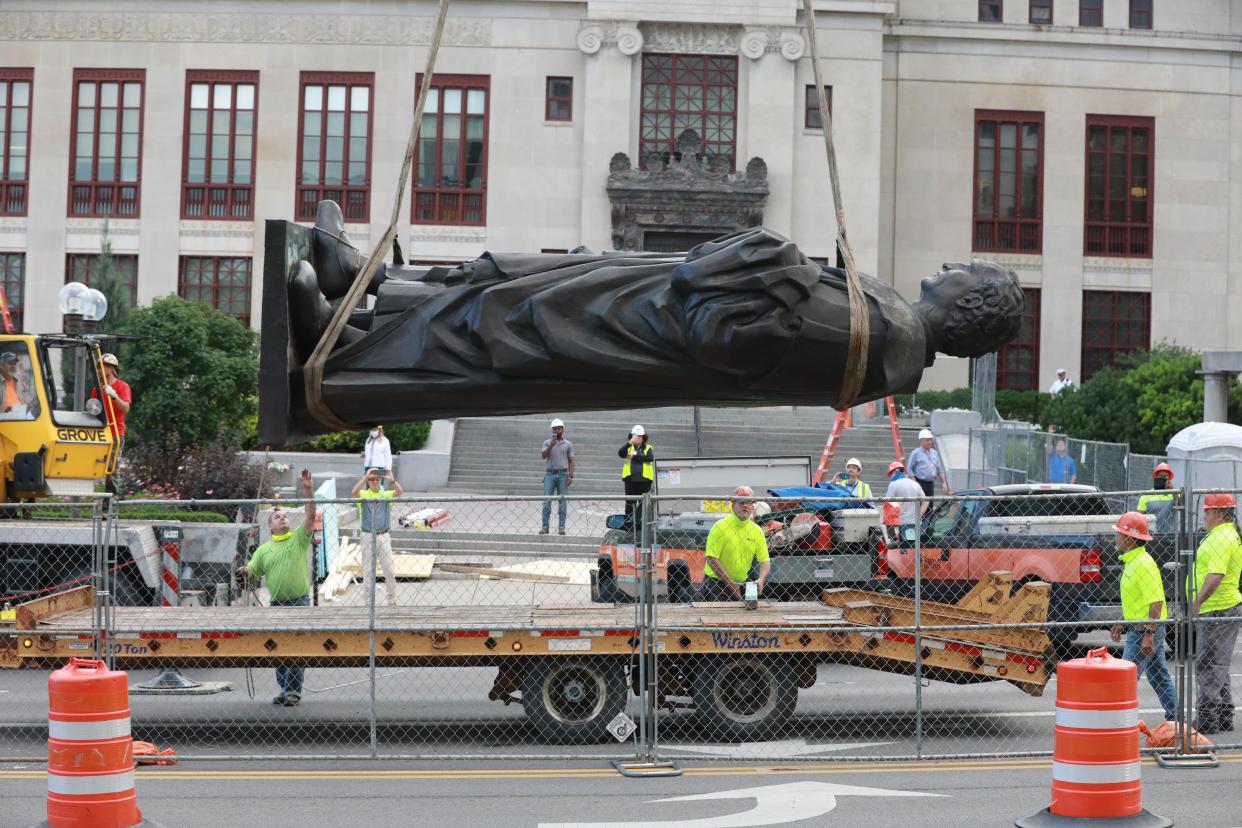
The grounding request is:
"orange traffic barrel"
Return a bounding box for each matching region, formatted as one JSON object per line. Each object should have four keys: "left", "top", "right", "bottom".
{"left": 38, "top": 658, "right": 163, "bottom": 828}
{"left": 1016, "top": 647, "right": 1171, "bottom": 827}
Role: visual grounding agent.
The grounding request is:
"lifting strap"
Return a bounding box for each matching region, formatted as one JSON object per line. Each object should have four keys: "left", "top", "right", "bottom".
{"left": 802, "top": 0, "right": 870, "bottom": 411}
{"left": 302, "top": 0, "right": 452, "bottom": 432}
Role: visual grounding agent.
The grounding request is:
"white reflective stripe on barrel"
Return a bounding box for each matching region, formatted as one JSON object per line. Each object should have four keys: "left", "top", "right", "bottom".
{"left": 48, "top": 717, "right": 131, "bottom": 741}
{"left": 1052, "top": 760, "right": 1142, "bottom": 785}
{"left": 1054, "top": 706, "right": 1138, "bottom": 730}
{"left": 47, "top": 769, "right": 136, "bottom": 795}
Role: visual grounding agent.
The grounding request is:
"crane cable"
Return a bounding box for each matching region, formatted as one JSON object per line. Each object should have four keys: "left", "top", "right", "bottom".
{"left": 303, "top": 0, "right": 452, "bottom": 431}
{"left": 802, "top": 0, "right": 870, "bottom": 410}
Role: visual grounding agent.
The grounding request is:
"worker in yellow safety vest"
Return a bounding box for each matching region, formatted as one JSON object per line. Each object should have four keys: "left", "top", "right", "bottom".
{"left": 1138, "top": 463, "right": 1175, "bottom": 514}
{"left": 837, "top": 458, "right": 872, "bottom": 499}
{"left": 619, "top": 425, "right": 654, "bottom": 531}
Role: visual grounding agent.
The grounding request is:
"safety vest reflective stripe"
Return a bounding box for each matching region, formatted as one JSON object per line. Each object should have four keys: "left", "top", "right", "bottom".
{"left": 622, "top": 446, "right": 654, "bottom": 481}
{"left": 47, "top": 769, "right": 135, "bottom": 795}
{"left": 1054, "top": 707, "right": 1138, "bottom": 730}
{"left": 1051, "top": 760, "right": 1141, "bottom": 784}
{"left": 48, "top": 717, "right": 132, "bottom": 740}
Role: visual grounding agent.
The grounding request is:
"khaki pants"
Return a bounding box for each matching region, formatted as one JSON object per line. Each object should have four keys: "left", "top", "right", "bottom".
{"left": 363, "top": 530, "right": 397, "bottom": 606}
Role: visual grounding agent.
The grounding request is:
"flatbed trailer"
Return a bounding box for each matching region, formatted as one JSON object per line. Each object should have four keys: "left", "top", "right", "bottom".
{"left": 3, "top": 573, "right": 1053, "bottom": 743}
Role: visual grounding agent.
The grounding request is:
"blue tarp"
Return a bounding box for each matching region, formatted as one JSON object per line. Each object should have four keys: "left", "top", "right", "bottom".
{"left": 767, "top": 484, "right": 874, "bottom": 511}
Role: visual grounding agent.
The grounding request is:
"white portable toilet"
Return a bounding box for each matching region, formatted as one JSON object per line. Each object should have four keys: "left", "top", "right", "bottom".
{"left": 1166, "top": 422, "right": 1242, "bottom": 517}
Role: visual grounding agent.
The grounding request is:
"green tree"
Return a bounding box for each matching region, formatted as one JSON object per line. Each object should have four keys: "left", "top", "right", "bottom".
{"left": 117, "top": 295, "right": 258, "bottom": 447}
{"left": 1042, "top": 364, "right": 1138, "bottom": 445}
{"left": 93, "top": 221, "right": 133, "bottom": 331}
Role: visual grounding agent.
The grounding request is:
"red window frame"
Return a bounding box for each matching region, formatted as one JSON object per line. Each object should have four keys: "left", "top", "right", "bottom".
{"left": 973, "top": 110, "right": 1044, "bottom": 254}
{"left": 1079, "top": 0, "right": 1103, "bottom": 26}
{"left": 65, "top": 253, "right": 139, "bottom": 306}
{"left": 979, "top": 0, "right": 1003, "bottom": 21}
{"left": 545, "top": 77, "right": 572, "bottom": 122}
{"left": 412, "top": 74, "right": 490, "bottom": 226}
{"left": 182, "top": 70, "right": 259, "bottom": 221}
{"left": 177, "top": 256, "right": 252, "bottom": 325}
{"left": 804, "top": 85, "right": 833, "bottom": 130}
{"left": 640, "top": 54, "right": 738, "bottom": 171}
{"left": 1084, "top": 115, "right": 1153, "bottom": 258}
{"left": 1030, "top": 0, "right": 1053, "bottom": 24}
{"left": 0, "top": 69, "right": 32, "bottom": 217}
{"left": 1129, "top": 0, "right": 1152, "bottom": 29}
{"left": 997, "top": 288, "right": 1041, "bottom": 391}
{"left": 1081, "top": 290, "right": 1150, "bottom": 380}
{"left": 69, "top": 69, "right": 145, "bottom": 218}
{"left": 296, "top": 71, "right": 373, "bottom": 223}
{"left": 0, "top": 251, "right": 24, "bottom": 331}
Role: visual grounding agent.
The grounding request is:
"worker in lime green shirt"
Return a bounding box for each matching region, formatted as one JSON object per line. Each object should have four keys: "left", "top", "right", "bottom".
{"left": 1187, "top": 493, "right": 1242, "bottom": 733}
{"left": 241, "top": 468, "right": 317, "bottom": 707}
{"left": 700, "top": 485, "right": 771, "bottom": 601}
{"left": 1109, "top": 512, "right": 1177, "bottom": 721}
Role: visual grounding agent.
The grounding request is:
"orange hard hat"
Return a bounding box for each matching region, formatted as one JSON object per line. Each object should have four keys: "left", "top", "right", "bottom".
{"left": 888, "top": 461, "right": 905, "bottom": 476}
{"left": 1204, "top": 493, "right": 1237, "bottom": 511}
{"left": 1112, "top": 511, "right": 1152, "bottom": 542}
{"left": 1152, "top": 463, "right": 1173, "bottom": 480}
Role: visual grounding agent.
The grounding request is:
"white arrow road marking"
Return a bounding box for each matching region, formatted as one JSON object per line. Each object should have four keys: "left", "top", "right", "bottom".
{"left": 662, "top": 738, "right": 893, "bottom": 758}
{"left": 538, "top": 780, "right": 944, "bottom": 828}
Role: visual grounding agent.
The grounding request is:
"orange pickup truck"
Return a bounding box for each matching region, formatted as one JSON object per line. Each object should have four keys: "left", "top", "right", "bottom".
{"left": 885, "top": 484, "right": 1145, "bottom": 648}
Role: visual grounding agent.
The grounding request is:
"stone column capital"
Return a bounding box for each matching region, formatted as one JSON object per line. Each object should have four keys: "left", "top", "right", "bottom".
{"left": 739, "top": 26, "right": 806, "bottom": 61}
{"left": 576, "top": 21, "right": 644, "bottom": 56}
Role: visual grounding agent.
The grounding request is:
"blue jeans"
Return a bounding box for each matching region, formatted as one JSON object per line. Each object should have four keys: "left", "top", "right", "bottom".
{"left": 272, "top": 596, "right": 310, "bottom": 697}
{"left": 1122, "top": 627, "right": 1178, "bottom": 721}
{"left": 542, "top": 471, "right": 568, "bottom": 530}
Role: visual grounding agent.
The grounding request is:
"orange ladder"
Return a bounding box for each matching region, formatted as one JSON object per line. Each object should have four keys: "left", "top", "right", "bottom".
{"left": 812, "top": 396, "right": 905, "bottom": 486}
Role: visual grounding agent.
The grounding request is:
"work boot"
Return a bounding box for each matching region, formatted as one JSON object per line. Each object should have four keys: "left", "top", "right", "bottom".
{"left": 1218, "top": 704, "right": 1234, "bottom": 732}
{"left": 1196, "top": 706, "right": 1220, "bottom": 735}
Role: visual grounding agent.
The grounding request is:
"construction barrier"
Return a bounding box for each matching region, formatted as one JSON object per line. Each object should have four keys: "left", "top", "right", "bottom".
{"left": 1017, "top": 647, "right": 1170, "bottom": 827}
{"left": 43, "top": 658, "right": 154, "bottom": 828}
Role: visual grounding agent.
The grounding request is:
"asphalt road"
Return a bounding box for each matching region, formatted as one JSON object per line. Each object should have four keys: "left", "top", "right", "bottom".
{"left": 5, "top": 755, "right": 1242, "bottom": 827}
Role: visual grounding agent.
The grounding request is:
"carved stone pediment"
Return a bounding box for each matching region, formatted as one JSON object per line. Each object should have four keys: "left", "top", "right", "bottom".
{"left": 606, "top": 130, "right": 769, "bottom": 252}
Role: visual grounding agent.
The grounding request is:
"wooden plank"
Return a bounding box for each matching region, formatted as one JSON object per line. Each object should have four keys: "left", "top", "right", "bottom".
{"left": 437, "top": 564, "right": 571, "bottom": 584}
{"left": 16, "top": 585, "right": 94, "bottom": 630}
{"left": 340, "top": 553, "right": 437, "bottom": 580}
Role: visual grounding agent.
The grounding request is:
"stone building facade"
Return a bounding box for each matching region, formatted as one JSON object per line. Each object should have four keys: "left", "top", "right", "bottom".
{"left": 0, "top": 0, "right": 1238, "bottom": 391}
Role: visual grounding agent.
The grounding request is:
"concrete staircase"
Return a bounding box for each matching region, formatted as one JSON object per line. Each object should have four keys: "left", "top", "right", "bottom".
{"left": 447, "top": 407, "right": 923, "bottom": 496}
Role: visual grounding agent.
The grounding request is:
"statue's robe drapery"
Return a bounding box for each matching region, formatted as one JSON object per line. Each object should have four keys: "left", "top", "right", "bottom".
{"left": 316, "top": 228, "right": 933, "bottom": 424}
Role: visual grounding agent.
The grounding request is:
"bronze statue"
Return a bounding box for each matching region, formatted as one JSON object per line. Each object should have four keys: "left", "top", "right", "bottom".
{"left": 258, "top": 201, "right": 1023, "bottom": 444}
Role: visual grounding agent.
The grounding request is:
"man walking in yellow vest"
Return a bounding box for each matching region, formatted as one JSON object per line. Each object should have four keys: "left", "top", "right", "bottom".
{"left": 619, "top": 425, "right": 654, "bottom": 532}
{"left": 1188, "top": 492, "right": 1242, "bottom": 734}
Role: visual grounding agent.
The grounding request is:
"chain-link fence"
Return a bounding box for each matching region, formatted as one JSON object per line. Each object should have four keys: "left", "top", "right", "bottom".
{"left": 968, "top": 424, "right": 1132, "bottom": 491}
{"left": 5, "top": 486, "right": 1242, "bottom": 765}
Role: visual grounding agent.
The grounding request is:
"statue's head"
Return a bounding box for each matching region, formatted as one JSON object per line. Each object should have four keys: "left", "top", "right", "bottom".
{"left": 914, "top": 261, "right": 1024, "bottom": 358}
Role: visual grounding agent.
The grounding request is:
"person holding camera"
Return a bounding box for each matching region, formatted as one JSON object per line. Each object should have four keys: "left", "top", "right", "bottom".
{"left": 540, "top": 418, "right": 574, "bottom": 535}
{"left": 351, "top": 467, "right": 404, "bottom": 607}
{"left": 618, "top": 425, "right": 654, "bottom": 532}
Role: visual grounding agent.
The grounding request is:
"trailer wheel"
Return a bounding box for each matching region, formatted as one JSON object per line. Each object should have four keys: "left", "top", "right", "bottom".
{"left": 691, "top": 655, "right": 797, "bottom": 741}
{"left": 521, "top": 658, "right": 627, "bottom": 744}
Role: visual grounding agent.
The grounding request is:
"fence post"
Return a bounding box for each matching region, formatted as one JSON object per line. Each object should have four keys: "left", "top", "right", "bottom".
{"left": 914, "top": 500, "right": 924, "bottom": 759}
{"left": 612, "top": 492, "right": 681, "bottom": 778}
{"left": 1157, "top": 488, "right": 1218, "bottom": 768}
{"left": 368, "top": 524, "right": 379, "bottom": 758}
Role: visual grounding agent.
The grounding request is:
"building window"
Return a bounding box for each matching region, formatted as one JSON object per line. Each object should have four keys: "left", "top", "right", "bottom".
{"left": 1084, "top": 115, "right": 1153, "bottom": 258}
{"left": 0, "top": 70, "right": 32, "bottom": 217}
{"left": 178, "top": 256, "right": 252, "bottom": 325}
{"left": 69, "top": 70, "right": 144, "bottom": 217}
{"left": 973, "top": 110, "right": 1043, "bottom": 253}
{"left": 979, "top": 0, "right": 1003, "bottom": 21}
{"left": 1030, "top": 0, "right": 1053, "bottom": 23}
{"left": 297, "top": 72, "right": 372, "bottom": 223}
{"left": 545, "top": 77, "right": 572, "bottom": 122}
{"left": 65, "top": 253, "right": 139, "bottom": 306}
{"left": 640, "top": 54, "right": 738, "bottom": 171}
{"left": 0, "top": 251, "right": 23, "bottom": 331}
{"left": 997, "top": 288, "right": 1041, "bottom": 391}
{"left": 413, "top": 74, "right": 489, "bottom": 226}
{"left": 1081, "top": 290, "right": 1150, "bottom": 380}
{"left": 804, "top": 85, "right": 833, "bottom": 130}
{"left": 1079, "top": 0, "right": 1103, "bottom": 26}
{"left": 183, "top": 71, "right": 258, "bottom": 220}
{"left": 1129, "top": 0, "right": 1152, "bottom": 29}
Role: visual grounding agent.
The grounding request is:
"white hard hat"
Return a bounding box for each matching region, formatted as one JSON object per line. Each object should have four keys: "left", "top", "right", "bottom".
{"left": 918, "top": 428, "right": 934, "bottom": 440}
{"left": 631, "top": 425, "right": 645, "bottom": 436}
{"left": 845, "top": 457, "right": 862, "bottom": 471}
{"left": 753, "top": 501, "right": 771, "bottom": 517}
{"left": 550, "top": 418, "right": 565, "bottom": 429}
{"left": 1056, "top": 368, "right": 1067, "bottom": 375}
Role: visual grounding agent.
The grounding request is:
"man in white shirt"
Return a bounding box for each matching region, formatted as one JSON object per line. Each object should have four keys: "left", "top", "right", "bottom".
{"left": 884, "top": 461, "right": 926, "bottom": 542}
{"left": 1049, "top": 369, "right": 1073, "bottom": 396}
